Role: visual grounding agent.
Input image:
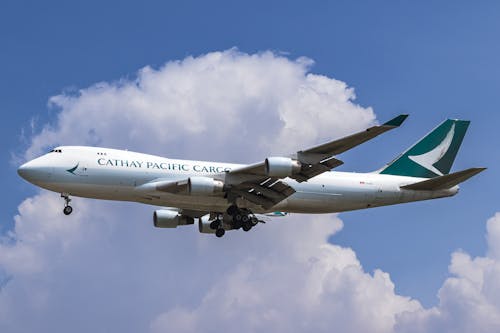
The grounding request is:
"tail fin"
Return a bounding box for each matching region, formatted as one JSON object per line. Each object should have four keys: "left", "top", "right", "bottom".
{"left": 379, "top": 119, "right": 470, "bottom": 178}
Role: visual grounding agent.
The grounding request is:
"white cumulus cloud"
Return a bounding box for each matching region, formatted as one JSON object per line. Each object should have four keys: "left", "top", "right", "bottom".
{"left": 395, "top": 212, "right": 500, "bottom": 333}
{"left": 2, "top": 50, "right": 499, "bottom": 333}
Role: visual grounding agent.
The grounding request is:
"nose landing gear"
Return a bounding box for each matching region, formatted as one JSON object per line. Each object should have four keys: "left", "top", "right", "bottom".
{"left": 61, "top": 193, "right": 73, "bottom": 215}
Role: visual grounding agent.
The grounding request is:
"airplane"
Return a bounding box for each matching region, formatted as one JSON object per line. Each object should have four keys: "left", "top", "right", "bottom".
{"left": 17, "top": 115, "right": 485, "bottom": 237}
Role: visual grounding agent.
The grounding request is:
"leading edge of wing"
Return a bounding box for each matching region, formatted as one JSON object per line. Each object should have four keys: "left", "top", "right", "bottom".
{"left": 299, "top": 114, "right": 408, "bottom": 160}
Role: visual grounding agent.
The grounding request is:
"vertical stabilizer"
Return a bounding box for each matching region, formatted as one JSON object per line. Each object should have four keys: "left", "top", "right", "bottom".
{"left": 379, "top": 119, "right": 470, "bottom": 178}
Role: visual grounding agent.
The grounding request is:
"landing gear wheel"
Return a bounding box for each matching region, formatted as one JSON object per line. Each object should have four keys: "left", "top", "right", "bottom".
{"left": 215, "top": 228, "right": 225, "bottom": 238}
{"left": 232, "top": 215, "right": 242, "bottom": 229}
{"left": 210, "top": 220, "right": 221, "bottom": 230}
{"left": 63, "top": 206, "right": 73, "bottom": 215}
{"left": 242, "top": 222, "right": 252, "bottom": 232}
{"left": 232, "top": 213, "right": 244, "bottom": 229}
{"left": 250, "top": 217, "right": 259, "bottom": 226}
{"left": 61, "top": 193, "right": 72, "bottom": 215}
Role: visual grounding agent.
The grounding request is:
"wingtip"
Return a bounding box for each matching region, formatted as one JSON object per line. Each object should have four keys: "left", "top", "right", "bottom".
{"left": 467, "top": 167, "right": 487, "bottom": 172}
{"left": 383, "top": 114, "right": 409, "bottom": 127}
{"left": 459, "top": 167, "right": 487, "bottom": 178}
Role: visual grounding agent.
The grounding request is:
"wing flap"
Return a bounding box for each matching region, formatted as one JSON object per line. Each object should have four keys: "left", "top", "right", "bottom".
{"left": 241, "top": 183, "right": 288, "bottom": 201}
{"left": 400, "top": 167, "right": 486, "bottom": 191}
{"left": 231, "top": 179, "right": 296, "bottom": 209}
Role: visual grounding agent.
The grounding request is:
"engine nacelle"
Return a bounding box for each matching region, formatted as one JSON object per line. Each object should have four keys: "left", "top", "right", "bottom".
{"left": 188, "top": 176, "right": 224, "bottom": 196}
{"left": 198, "top": 215, "right": 216, "bottom": 234}
{"left": 153, "top": 209, "right": 194, "bottom": 228}
{"left": 265, "top": 157, "right": 301, "bottom": 177}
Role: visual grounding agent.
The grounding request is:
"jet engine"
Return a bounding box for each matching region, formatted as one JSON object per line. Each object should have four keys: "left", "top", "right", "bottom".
{"left": 188, "top": 176, "right": 224, "bottom": 196}
{"left": 265, "top": 157, "right": 301, "bottom": 177}
{"left": 198, "top": 215, "right": 216, "bottom": 234}
{"left": 153, "top": 209, "right": 194, "bottom": 228}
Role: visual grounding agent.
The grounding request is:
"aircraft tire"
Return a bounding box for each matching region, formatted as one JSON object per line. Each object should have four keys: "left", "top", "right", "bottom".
{"left": 210, "top": 220, "right": 221, "bottom": 230}
{"left": 215, "top": 228, "right": 225, "bottom": 238}
{"left": 242, "top": 222, "right": 252, "bottom": 232}
{"left": 63, "top": 206, "right": 73, "bottom": 215}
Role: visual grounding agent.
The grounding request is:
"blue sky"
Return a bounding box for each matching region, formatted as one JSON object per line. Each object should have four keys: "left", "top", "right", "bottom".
{"left": 2, "top": 0, "right": 499, "bottom": 326}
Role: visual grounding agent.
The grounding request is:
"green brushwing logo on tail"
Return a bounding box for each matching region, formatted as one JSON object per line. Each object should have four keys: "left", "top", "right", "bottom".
{"left": 407, "top": 123, "right": 455, "bottom": 176}
{"left": 380, "top": 119, "right": 470, "bottom": 178}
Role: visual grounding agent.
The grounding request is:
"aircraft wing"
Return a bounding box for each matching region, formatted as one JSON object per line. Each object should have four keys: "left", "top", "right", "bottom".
{"left": 229, "top": 114, "right": 408, "bottom": 182}
{"left": 225, "top": 114, "right": 408, "bottom": 208}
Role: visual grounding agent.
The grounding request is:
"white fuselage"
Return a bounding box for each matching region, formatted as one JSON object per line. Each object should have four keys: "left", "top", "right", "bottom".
{"left": 18, "top": 146, "right": 458, "bottom": 214}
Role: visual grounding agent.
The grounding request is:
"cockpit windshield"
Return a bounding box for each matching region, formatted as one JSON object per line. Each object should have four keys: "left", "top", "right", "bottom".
{"left": 50, "top": 149, "right": 63, "bottom": 153}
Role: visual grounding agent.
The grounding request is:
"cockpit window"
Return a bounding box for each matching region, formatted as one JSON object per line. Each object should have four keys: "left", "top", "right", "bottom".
{"left": 50, "top": 149, "right": 63, "bottom": 153}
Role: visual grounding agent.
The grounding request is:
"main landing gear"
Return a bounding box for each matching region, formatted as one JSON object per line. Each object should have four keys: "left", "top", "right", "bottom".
{"left": 61, "top": 193, "right": 73, "bottom": 215}
{"left": 208, "top": 214, "right": 226, "bottom": 238}
{"left": 227, "top": 205, "right": 259, "bottom": 232}
{"left": 209, "top": 205, "right": 261, "bottom": 238}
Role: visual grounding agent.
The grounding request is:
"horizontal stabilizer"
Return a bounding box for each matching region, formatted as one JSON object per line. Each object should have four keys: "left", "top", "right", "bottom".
{"left": 400, "top": 167, "right": 486, "bottom": 191}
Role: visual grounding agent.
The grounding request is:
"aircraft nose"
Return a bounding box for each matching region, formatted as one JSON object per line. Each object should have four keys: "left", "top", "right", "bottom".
{"left": 17, "top": 161, "right": 34, "bottom": 181}
{"left": 18, "top": 162, "right": 29, "bottom": 178}
{"left": 17, "top": 158, "right": 53, "bottom": 184}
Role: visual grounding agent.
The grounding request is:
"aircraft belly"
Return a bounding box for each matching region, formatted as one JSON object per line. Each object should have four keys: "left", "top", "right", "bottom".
{"left": 141, "top": 193, "right": 231, "bottom": 213}
{"left": 49, "top": 182, "right": 136, "bottom": 201}
{"left": 284, "top": 191, "right": 342, "bottom": 213}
